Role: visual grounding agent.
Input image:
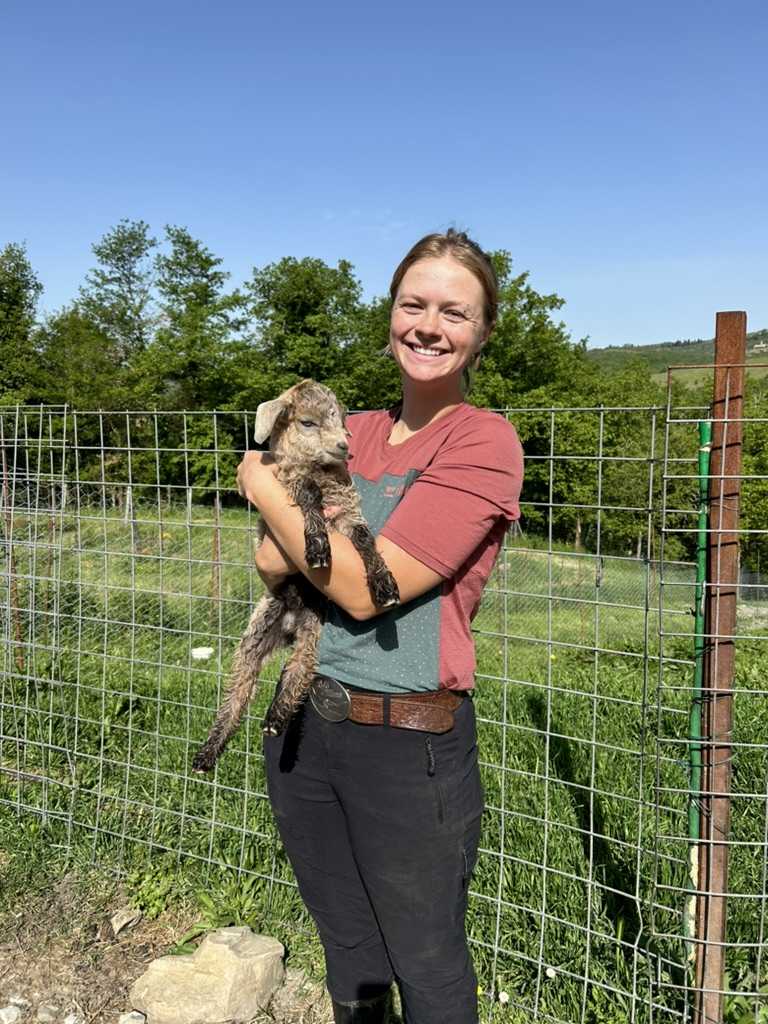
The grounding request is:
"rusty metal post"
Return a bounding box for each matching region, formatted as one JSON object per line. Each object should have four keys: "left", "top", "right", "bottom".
{"left": 694, "top": 311, "right": 747, "bottom": 1024}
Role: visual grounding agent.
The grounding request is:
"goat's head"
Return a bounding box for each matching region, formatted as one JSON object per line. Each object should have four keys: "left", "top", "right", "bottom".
{"left": 254, "top": 380, "right": 350, "bottom": 467}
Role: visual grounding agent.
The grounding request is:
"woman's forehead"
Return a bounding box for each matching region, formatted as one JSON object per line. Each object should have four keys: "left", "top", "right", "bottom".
{"left": 398, "top": 256, "right": 483, "bottom": 303}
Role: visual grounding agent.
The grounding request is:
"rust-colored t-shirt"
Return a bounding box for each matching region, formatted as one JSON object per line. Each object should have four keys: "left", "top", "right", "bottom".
{"left": 316, "top": 403, "right": 524, "bottom": 692}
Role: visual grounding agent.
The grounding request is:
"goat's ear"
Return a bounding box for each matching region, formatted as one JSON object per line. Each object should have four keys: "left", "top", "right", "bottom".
{"left": 253, "top": 398, "right": 288, "bottom": 444}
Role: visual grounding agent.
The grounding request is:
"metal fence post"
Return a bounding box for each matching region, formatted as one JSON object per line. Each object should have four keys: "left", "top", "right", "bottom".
{"left": 694, "top": 310, "right": 747, "bottom": 1023}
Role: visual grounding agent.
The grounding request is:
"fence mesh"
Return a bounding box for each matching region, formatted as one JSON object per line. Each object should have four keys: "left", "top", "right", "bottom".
{"left": 1, "top": 400, "right": 766, "bottom": 1023}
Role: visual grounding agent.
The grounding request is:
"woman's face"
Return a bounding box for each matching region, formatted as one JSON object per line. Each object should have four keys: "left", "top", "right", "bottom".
{"left": 389, "top": 256, "right": 488, "bottom": 391}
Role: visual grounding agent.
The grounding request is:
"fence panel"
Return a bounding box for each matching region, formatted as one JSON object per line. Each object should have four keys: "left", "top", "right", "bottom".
{"left": 1, "top": 401, "right": 766, "bottom": 1023}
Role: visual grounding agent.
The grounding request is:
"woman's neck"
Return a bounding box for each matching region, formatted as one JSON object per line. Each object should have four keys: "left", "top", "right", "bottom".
{"left": 391, "top": 381, "right": 464, "bottom": 442}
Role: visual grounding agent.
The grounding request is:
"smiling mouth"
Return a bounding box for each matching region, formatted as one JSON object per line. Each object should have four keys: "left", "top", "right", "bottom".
{"left": 403, "top": 342, "right": 448, "bottom": 357}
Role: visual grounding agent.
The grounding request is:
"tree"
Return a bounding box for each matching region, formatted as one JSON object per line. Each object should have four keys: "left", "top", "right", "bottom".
{"left": 327, "top": 295, "right": 402, "bottom": 412}
{"left": 0, "top": 242, "right": 43, "bottom": 403}
{"left": 79, "top": 219, "right": 158, "bottom": 361}
{"left": 134, "top": 225, "right": 243, "bottom": 410}
{"left": 470, "top": 251, "right": 592, "bottom": 409}
{"left": 245, "top": 256, "right": 362, "bottom": 382}
{"left": 35, "top": 306, "right": 125, "bottom": 409}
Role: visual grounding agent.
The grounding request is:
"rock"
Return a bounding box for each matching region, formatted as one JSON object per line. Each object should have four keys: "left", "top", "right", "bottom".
{"left": 129, "top": 926, "right": 284, "bottom": 1024}
{"left": 118, "top": 1014, "right": 146, "bottom": 1024}
{"left": 269, "top": 968, "right": 330, "bottom": 1023}
{"left": 8, "top": 999, "right": 30, "bottom": 1010}
{"left": 63, "top": 1014, "right": 83, "bottom": 1024}
{"left": 110, "top": 906, "right": 142, "bottom": 937}
{"left": 36, "top": 1007, "right": 59, "bottom": 1023}
{"left": 0, "top": 1009, "right": 22, "bottom": 1024}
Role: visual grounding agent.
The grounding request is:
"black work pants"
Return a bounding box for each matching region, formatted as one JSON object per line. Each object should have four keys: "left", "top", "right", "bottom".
{"left": 263, "top": 692, "right": 484, "bottom": 1024}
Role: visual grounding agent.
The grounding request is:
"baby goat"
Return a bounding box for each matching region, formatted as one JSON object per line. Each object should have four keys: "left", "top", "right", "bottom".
{"left": 192, "top": 380, "right": 399, "bottom": 771}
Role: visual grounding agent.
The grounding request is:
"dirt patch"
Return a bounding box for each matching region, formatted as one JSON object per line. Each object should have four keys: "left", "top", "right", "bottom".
{"left": 0, "top": 873, "right": 196, "bottom": 1023}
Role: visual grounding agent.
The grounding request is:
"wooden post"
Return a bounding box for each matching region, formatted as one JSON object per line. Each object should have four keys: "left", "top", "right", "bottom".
{"left": 694, "top": 311, "right": 746, "bottom": 1023}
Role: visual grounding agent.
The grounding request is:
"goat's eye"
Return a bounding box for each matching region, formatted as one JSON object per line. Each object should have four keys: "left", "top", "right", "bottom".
{"left": 299, "top": 419, "right": 317, "bottom": 428}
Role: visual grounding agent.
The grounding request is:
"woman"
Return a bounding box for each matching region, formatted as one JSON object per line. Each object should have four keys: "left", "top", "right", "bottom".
{"left": 236, "top": 230, "right": 524, "bottom": 1024}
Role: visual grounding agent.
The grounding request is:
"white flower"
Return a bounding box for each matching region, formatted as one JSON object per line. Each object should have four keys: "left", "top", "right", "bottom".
{"left": 191, "top": 646, "right": 214, "bottom": 661}
{"left": 545, "top": 966, "right": 557, "bottom": 979}
{"left": 498, "top": 991, "right": 510, "bottom": 1004}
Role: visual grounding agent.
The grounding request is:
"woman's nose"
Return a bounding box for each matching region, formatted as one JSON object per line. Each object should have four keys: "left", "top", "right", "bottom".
{"left": 415, "top": 309, "right": 440, "bottom": 337}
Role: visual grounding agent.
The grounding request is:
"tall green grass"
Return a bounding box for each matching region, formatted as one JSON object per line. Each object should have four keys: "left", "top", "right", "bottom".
{"left": 2, "top": 503, "right": 766, "bottom": 1023}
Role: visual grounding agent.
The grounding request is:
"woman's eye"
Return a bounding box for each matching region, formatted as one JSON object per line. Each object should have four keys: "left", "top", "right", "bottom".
{"left": 444, "top": 309, "right": 465, "bottom": 321}
{"left": 300, "top": 420, "right": 317, "bottom": 428}
{"left": 401, "top": 302, "right": 421, "bottom": 311}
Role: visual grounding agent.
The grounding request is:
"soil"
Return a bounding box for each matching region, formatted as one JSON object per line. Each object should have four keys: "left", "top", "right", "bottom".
{"left": 0, "top": 873, "right": 197, "bottom": 1023}
{"left": 0, "top": 873, "right": 330, "bottom": 1024}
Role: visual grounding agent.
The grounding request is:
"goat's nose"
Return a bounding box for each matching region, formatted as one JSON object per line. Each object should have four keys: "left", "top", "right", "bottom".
{"left": 335, "top": 440, "right": 349, "bottom": 454}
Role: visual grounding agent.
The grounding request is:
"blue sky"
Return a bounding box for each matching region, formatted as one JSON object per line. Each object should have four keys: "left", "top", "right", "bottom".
{"left": 2, "top": 0, "right": 766, "bottom": 347}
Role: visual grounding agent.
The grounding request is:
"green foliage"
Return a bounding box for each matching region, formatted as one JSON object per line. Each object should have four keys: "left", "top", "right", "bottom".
{"left": 174, "top": 871, "right": 269, "bottom": 954}
{"left": 587, "top": 328, "right": 768, "bottom": 376}
{"left": 741, "top": 377, "right": 768, "bottom": 572}
{"left": 139, "top": 225, "right": 246, "bottom": 410}
{"left": 126, "top": 855, "right": 181, "bottom": 919}
{"left": 35, "top": 306, "right": 126, "bottom": 409}
{"left": 245, "top": 255, "right": 361, "bottom": 381}
{"left": 471, "top": 252, "right": 592, "bottom": 408}
{"left": 79, "top": 219, "right": 158, "bottom": 360}
{"left": 0, "top": 241, "right": 43, "bottom": 402}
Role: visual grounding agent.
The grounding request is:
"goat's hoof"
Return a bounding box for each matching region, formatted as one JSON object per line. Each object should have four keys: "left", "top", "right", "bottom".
{"left": 305, "top": 536, "right": 332, "bottom": 569}
{"left": 262, "top": 716, "right": 283, "bottom": 736}
{"left": 370, "top": 576, "right": 401, "bottom": 608}
{"left": 192, "top": 751, "right": 215, "bottom": 773}
{"left": 307, "top": 555, "right": 331, "bottom": 570}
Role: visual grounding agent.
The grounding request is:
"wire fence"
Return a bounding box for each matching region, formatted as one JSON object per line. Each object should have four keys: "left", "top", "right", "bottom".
{"left": 1, "top": 373, "right": 766, "bottom": 1021}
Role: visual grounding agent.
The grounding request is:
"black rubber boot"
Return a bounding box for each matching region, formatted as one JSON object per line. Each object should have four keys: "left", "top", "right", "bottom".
{"left": 331, "top": 988, "right": 392, "bottom": 1023}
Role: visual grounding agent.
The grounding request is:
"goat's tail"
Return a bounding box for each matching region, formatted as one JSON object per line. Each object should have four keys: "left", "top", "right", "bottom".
{"left": 192, "top": 594, "right": 287, "bottom": 772}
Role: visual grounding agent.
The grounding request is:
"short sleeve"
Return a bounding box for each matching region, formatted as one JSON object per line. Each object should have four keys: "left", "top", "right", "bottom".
{"left": 379, "top": 412, "right": 524, "bottom": 578}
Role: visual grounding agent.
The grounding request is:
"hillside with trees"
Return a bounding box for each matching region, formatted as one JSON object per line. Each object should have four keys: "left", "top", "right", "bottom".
{"left": 586, "top": 328, "right": 768, "bottom": 375}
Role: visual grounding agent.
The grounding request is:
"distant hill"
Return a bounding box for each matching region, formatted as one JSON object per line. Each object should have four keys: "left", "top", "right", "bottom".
{"left": 586, "top": 328, "right": 768, "bottom": 376}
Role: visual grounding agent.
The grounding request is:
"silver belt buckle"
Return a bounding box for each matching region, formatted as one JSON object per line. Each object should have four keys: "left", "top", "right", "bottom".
{"left": 310, "top": 675, "right": 351, "bottom": 722}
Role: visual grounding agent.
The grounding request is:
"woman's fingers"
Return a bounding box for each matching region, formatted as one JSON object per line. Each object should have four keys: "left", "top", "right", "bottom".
{"left": 236, "top": 450, "right": 278, "bottom": 499}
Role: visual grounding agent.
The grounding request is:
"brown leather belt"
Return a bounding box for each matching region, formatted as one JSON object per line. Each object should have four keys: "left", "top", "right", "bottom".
{"left": 310, "top": 676, "right": 465, "bottom": 734}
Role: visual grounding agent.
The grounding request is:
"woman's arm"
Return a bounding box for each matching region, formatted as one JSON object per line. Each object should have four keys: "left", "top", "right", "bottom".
{"left": 238, "top": 452, "right": 444, "bottom": 620}
{"left": 254, "top": 529, "right": 297, "bottom": 593}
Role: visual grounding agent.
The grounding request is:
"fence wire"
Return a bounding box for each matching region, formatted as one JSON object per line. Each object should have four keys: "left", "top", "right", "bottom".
{"left": 1, "top": 401, "right": 766, "bottom": 1024}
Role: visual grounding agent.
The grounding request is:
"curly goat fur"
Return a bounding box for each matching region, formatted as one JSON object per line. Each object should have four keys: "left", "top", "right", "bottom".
{"left": 192, "top": 380, "right": 400, "bottom": 771}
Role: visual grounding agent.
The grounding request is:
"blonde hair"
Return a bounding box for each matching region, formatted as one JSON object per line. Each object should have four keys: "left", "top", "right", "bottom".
{"left": 389, "top": 228, "right": 498, "bottom": 329}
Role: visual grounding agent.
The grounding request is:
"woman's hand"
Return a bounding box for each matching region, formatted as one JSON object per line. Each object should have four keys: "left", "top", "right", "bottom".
{"left": 236, "top": 450, "right": 279, "bottom": 507}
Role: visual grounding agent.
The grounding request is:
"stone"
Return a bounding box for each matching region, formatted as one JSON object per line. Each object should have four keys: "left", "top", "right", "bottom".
{"left": 118, "top": 1014, "right": 146, "bottom": 1024}
{"left": 269, "top": 968, "right": 330, "bottom": 1023}
{"left": 63, "top": 1013, "right": 83, "bottom": 1024}
{"left": 36, "top": 1008, "right": 59, "bottom": 1023}
{"left": 129, "top": 926, "right": 284, "bottom": 1024}
{"left": 7, "top": 999, "right": 30, "bottom": 1010}
{"left": 110, "top": 906, "right": 142, "bottom": 937}
{"left": 0, "top": 1009, "right": 22, "bottom": 1024}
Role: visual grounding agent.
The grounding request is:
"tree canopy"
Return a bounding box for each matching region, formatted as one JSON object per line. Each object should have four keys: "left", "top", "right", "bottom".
{"left": 6, "top": 220, "right": 764, "bottom": 566}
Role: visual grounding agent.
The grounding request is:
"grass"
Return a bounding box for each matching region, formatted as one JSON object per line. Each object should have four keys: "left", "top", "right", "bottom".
{"left": 2, "top": 502, "right": 767, "bottom": 1023}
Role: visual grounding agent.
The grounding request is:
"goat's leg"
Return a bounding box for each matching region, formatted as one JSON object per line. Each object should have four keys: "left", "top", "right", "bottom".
{"left": 192, "top": 594, "right": 288, "bottom": 772}
{"left": 350, "top": 524, "right": 401, "bottom": 608}
{"left": 262, "top": 613, "right": 321, "bottom": 736}
{"left": 295, "top": 477, "right": 331, "bottom": 569}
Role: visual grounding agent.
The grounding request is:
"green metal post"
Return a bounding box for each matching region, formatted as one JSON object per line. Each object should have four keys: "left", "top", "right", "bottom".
{"left": 685, "top": 418, "right": 712, "bottom": 953}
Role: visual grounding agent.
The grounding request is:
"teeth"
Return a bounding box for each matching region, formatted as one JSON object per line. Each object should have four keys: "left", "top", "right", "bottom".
{"left": 409, "top": 344, "right": 444, "bottom": 357}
